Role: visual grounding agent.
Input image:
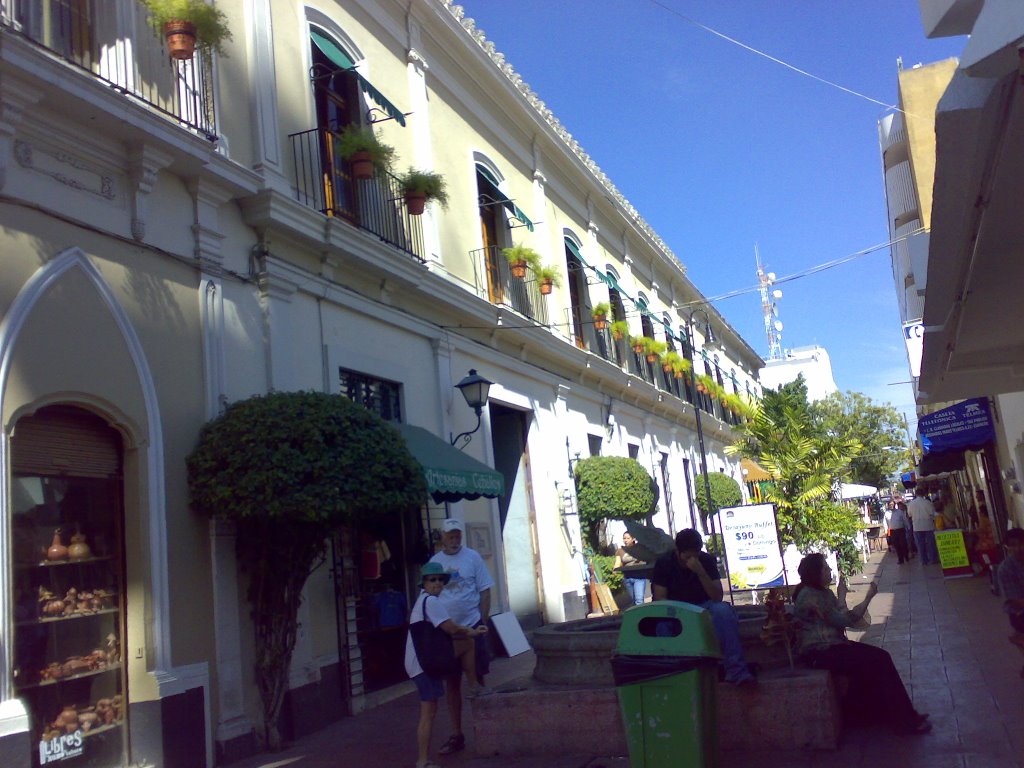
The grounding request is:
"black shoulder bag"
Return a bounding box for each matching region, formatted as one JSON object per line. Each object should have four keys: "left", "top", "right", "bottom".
{"left": 410, "top": 596, "right": 459, "bottom": 677}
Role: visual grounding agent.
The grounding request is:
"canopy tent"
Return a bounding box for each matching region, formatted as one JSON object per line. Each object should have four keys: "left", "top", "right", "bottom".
{"left": 840, "top": 483, "right": 878, "bottom": 500}
{"left": 394, "top": 423, "right": 505, "bottom": 503}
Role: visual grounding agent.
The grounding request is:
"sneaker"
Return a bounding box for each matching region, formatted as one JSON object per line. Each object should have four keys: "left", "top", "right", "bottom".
{"left": 438, "top": 733, "right": 465, "bottom": 755}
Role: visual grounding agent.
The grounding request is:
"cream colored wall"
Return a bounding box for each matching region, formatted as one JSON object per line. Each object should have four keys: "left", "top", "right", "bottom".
{"left": 0, "top": 209, "right": 215, "bottom": 702}
{"left": 898, "top": 59, "right": 958, "bottom": 229}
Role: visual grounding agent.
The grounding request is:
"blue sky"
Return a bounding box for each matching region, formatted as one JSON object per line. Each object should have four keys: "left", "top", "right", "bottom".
{"left": 463, "top": 1, "right": 965, "bottom": 432}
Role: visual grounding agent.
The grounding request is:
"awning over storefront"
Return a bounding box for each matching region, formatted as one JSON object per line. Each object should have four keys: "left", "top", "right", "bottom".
{"left": 311, "top": 31, "right": 407, "bottom": 127}
{"left": 741, "top": 458, "right": 771, "bottom": 482}
{"left": 395, "top": 423, "right": 505, "bottom": 503}
{"left": 919, "top": 397, "right": 995, "bottom": 454}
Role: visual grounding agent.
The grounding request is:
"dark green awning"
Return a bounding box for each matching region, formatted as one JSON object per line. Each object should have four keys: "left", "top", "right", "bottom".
{"left": 395, "top": 423, "right": 505, "bottom": 503}
{"left": 311, "top": 31, "right": 407, "bottom": 127}
{"left": 476, "top": 164, "right": 535, "bottom": 231}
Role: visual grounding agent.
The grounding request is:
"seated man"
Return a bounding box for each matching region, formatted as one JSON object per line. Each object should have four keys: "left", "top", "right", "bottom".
{"left": 997, "top": 528, "right": 1024, "bottom": 678}
{"left": 652, "top": 529, "right": 755, "bottom": 686}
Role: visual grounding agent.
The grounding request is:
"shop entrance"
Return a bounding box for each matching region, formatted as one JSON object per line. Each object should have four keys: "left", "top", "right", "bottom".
{"left": 10, "top": 405, "right": 128, "bottom": 768}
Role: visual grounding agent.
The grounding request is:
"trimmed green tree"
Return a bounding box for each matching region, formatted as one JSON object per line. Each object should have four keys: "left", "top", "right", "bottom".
{"left": 187, "top": 392, "right": 427, "bottom": 750}
{"left": 574, "top": 456, "right": 658, "bottom": 550}
{"left": 693, "top": 472, "right": 743, "bottom": 529}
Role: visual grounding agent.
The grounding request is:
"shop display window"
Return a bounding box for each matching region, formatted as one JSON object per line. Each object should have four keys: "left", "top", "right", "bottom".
{"left": 12, "top": 474, "right": 127, "bottom": 768}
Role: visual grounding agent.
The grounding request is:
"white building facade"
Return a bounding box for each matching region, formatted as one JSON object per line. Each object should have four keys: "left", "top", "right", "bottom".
{"left": 758, "top": 345, "right": 837, "bottom": 402}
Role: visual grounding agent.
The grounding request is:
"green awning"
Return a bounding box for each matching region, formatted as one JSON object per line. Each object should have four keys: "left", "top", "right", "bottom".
{"left": 395, "top": 423, "right": 505, "bottom": 503}
{"left": 310, "top": 31, "right": 407, "bottom": 127}
{"left": 476, "top": 164, "right": 534, "bottom": 231}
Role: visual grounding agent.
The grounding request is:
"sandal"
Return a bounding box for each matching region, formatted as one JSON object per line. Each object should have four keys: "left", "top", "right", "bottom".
{"left": 438, "top": 733, "right": 465, "bottom": 755}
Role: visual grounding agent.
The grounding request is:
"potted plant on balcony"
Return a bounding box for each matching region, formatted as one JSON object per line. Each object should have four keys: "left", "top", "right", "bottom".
{"left": 535, "top": 264, "right": 562, "bottom": 295}
{"left": 695, "top": 373, "right": 713, "bottom": 395}
{"left": 661, "top": 350, "right": 683, "bottom": 374}
{"left": 592, "top": 302, "right": 611, "bottom": 331}
{"left": 141, "top": 0, "right": 233, "bottom": 60}
{"left": 630, "top": 335, "right": 648, "bottom": 355}
{"left": 670, "top": 356, "right": 693, "bottom": 380}
{"left": 609, "top": 320, "right": 630, "bottom": 341}
{"left": 398, "top": 168, "right": 449, "bottom": 215}
{"left": 502, "top": 244, "right": 540, "bottom": 279}
{"left": 335, "top": 125, "right": 395, "bottom": 181}
{"left": 641, "top": 337, "right": 666, "bottom": 363}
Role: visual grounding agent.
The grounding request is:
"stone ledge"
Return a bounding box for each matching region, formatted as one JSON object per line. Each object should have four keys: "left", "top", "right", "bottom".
{"left": 472, "top": 668, "right": 841, "bottom": 757}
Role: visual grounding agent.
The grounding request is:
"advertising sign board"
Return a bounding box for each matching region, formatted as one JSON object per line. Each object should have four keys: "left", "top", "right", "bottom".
{"left": 715, "top": 503, "right": 786, "bottom": 590}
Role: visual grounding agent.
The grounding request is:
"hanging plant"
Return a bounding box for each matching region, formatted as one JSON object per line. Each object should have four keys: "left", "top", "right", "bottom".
{"left": 630, "top": 335, "right": 649, "bottom": 355}
{"left": 335, "top": 125, "right": 395, "bottom": 180}
{"left": 661, "top": 350, "right": 683, "bottom": 373}
{"left": 641, "top": 337, "right": 667, "bottom": 363}
{"left": 535, "top": 264, "right": 562, "bottom": 295}
{"left": 695, "top": 374, "right": 714, "bottom": 395}
{"left": 610, "top": 320, "right": 630, "bottom": 341}
{"left": 592, "top": 302, "right": 612, "bottom": 331}
{"left": 397, "top": 168, "right": 449, "bottom": 215}
{"left": 141, "top": 0, "right": 233, "bottom": 60}
{"left": 502, "top": 244, "right": 541, "bottom": 279}
{"left": 671, "top": 356, "right": 692, "bottom": 379}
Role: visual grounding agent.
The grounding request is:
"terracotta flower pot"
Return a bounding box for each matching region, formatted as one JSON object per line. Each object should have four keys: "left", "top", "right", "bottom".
{"left": 539, "top": 278, "right": 554, "bottom": 295}
{"left": 674, "top": 370, "right": 684, "bottom": 379}
{"left": 632, "top": 343, "right": 644, "bottom": 354}
{"left": 349, "top": 151, "right": 374, "bottom": 181}
{"left": 612, "top": 329, "right": 625, "bottom": 340}
{"left": 509, "top": 260, "right": 528, "bottom": 279}
{"left": 646, "top": 353, "right": 658, "bottom": 363}
{"left": 662, "top": 362, "right": 673, "bottom": 373}
{"left": 593, "top": 316, "right": 608, "bottom": 331}
{"left": 163, "top": 20, "right": 197, "bottom": 61}
{"left": 404, "top": 190, "right": 426, "bottom": 215}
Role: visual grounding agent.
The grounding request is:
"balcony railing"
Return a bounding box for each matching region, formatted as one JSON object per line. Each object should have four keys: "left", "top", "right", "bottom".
{"left": 470, "top": 245, "right": 549, "bottom": 324}
{"left": 2, "top": 0, "right": 217, "bottom": 139}
{"left": 290, "top": 127, "right": 426, "bottom": 262}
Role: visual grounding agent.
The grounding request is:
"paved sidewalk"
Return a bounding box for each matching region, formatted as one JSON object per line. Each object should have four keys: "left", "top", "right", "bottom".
{"left": 231, "top": 549, "right": 1023, "bottom": 768}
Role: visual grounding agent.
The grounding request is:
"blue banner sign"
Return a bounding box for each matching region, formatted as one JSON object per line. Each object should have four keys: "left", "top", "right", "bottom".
{"left": 919, "top": 397, "right": 994, "bottom": 454}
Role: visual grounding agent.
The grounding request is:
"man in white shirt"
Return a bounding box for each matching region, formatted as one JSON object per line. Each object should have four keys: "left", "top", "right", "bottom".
{"left": 428, "top": 518, "right": 494, "bottom": 756}
{"left": 907, "top": 486, "right": 938, "bottom": 565}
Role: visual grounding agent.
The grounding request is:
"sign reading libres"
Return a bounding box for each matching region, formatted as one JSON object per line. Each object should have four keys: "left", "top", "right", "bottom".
{"left": 715, "top": 503, "right": 786, "bottom": 590}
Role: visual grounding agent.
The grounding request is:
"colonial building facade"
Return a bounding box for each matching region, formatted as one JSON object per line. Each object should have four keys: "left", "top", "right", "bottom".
{"left": 0, "top": 2, "right": 762, "bottom": 765}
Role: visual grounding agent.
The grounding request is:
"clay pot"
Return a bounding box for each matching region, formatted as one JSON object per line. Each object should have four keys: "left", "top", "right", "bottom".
{"left": 509, "top": 260, "right": 528, "bottom": 279}
{"left": 47, "top": 530, "right": 68, "bottom": 561}
{"left": 349, "top": 151, "right": 374, "bottom": 181}
{"left": 404, "top": 190, "right": 426, "bottom": 215}
{"left": 163, "top": 20, "right": 197, "bottom": 61}
{"left": 68, "top": 532, "right": 91, "bottom": 561}
{"left": 539, "top": 278, "right": 554, "bottom": 295}
{"left": 593, "top": 315, "right": 608, "bottom": 331}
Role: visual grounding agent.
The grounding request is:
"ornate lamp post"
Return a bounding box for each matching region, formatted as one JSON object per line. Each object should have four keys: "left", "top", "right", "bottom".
{"left": 685, "top": 308, "right": 721, "bottom": 540}
{"left": 450, "top": 369, "right": 493, "bottom": 448}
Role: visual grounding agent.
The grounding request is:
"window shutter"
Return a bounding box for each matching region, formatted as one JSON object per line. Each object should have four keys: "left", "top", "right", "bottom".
{"left": 11, "top": 406, "right": 122, "bottom": 477}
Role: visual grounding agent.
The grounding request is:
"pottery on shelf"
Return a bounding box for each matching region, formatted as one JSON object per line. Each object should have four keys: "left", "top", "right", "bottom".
{"left": 68, "top": 532, "right": 91, "bottom": 561}
{"left": 47, "top": 530, "right": 68, "bottom": 562}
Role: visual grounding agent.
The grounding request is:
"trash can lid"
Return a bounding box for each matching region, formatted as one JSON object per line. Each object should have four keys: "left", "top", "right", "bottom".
{"left": 615, "top": 601, "right": 722, "bottom": 658}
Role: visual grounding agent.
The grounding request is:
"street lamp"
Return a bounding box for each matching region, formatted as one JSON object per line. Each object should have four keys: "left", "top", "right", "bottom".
{"left": 451, "top": 369, "right": 493, "bottom": 448}
{"left": 685, "top": 307, "right": 721, "bottom": 540}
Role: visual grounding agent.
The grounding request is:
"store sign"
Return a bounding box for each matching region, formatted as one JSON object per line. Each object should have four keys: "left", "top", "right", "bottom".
{"left": 40, "top": 731, "right": 84, "bottom": 764}
{"left": 902, "top": 321, "right": 924, "bottom": 378}
{"left": 935, "top": 529, "right": 972, "bottom": 579}
{"left": 919, "top": 397, "right": 995, "bottom": 454}
{"left": 715, "top": 503, "right": 785, "bottom": 589}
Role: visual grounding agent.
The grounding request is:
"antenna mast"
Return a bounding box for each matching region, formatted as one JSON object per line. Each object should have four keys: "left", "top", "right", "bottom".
{"left": 756, "top": 245, "right": 783, "bottom": 361}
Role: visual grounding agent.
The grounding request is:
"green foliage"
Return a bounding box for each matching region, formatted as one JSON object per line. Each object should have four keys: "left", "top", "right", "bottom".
{"left": 140, "top": 0, "right": 233, "bottom": 55}
{"left": 703, "top": 532, "right": 724, "bottom": 557}
{"left": 398, "top": 168, "right": 449, "bottom": 208}
{"left": 187, "top": 392, "right": 426, "bottom": 750}
{"left": 810, "top": 391, "right": 911, "bottom": 488}
{"left": 501, "top": 244, "right": 541, "bottom": 269}
{"left": 535, "top": 263, "right": 563, "bottom": 287}
{"left": 334, "top": 125, "right": 396, "bottom": 172}
{"left": 575, "top": 456, "right": 658, "bottom": 548}
{"left": 693, "top": 472, "right": 742, "bottom": 520}
{"left": 609, "top": 320, "right": 630, "bottom": 340}
{"left": 590, "top": 553, "right": 624, "bottom": 593}
{"left": 187, "top": 391, "right": 427, "bottom": 525}
{"left": 592, "top": 302, "right": 611, "bottom": 320}
{"left": 641, "top": 337, "right": 667, "bottom": 358}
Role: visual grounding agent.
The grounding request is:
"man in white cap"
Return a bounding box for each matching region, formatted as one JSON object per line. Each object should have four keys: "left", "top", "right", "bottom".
{"left": 429, "top": 518, "right": 494, "bottom": 756}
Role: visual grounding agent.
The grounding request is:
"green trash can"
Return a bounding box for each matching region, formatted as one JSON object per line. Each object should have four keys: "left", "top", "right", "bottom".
{"left": 611, "top": 601, "right": 722, "bottom": 767}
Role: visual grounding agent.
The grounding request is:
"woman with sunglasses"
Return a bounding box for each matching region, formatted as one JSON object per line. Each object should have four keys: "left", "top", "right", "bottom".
{"left": 405, "top": 562, "right": 487, "bottom": 768}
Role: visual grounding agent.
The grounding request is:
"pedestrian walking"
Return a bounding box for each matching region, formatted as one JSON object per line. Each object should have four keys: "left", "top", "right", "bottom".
{"left": 614, "top": 531, "right": 648, "bottom": 606}
{"left": 885, "top": 502, "right": 910, "bottom": 564}
{"left": 908, "top": 486, "right": 939, "bottom": 565}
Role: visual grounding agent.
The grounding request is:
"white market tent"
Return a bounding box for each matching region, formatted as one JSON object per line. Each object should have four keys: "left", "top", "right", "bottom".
{"left": 840, "top": 483, "right": 879, "bottom": 500}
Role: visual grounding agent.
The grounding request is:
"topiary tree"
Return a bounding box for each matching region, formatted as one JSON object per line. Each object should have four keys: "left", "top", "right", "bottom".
{"left": 574, "top": 456, "right": 658, "bottom": 550}
{"left": 187, "top": 392, "right": 427, "bottom": 750}
{"left": 693, "top": 472, "right": 743, "bottom": 530}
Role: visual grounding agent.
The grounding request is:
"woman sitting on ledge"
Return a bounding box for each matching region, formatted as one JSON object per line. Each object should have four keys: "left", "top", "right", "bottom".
{"left": 793, "top": 553, "right": 931, "bottom": 735}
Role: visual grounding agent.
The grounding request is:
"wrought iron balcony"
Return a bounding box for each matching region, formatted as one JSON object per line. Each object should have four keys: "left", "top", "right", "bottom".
{"left": 1, "top": 0, "right": 217, "bottom": 139}
{"left": 289, "top": 127, "right": 426, "bottom": 262}
{"left": 470, "top": 245, "right": 549, "bottom": 324}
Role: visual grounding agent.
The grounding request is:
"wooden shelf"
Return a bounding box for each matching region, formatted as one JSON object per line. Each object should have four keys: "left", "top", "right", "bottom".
{"left": 16, "top": 664, "right": 119, "bottom": 691}
{"left": 18, "top": 607, "right": 118, "bottom": 627}
{"left": 17, "top": 555, "right": 113, "bottom": 569}
{"left": 83, "top": 721, "right": 124, "bottom": 739}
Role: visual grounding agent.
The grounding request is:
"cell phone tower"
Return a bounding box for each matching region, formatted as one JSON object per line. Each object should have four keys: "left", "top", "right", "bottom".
{"left": 756, "top": 246, "right": 783, "bottom": 361}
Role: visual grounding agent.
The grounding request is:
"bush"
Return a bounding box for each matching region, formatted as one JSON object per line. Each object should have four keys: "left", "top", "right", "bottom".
{"left": 575, "top": 456, "right": 658, "bottom": 548}
{"left": 693, "top": 472, "right": 742, "bottom": 522}
{"left": 590, "top": 553, "right": 624, "bottom": 593}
